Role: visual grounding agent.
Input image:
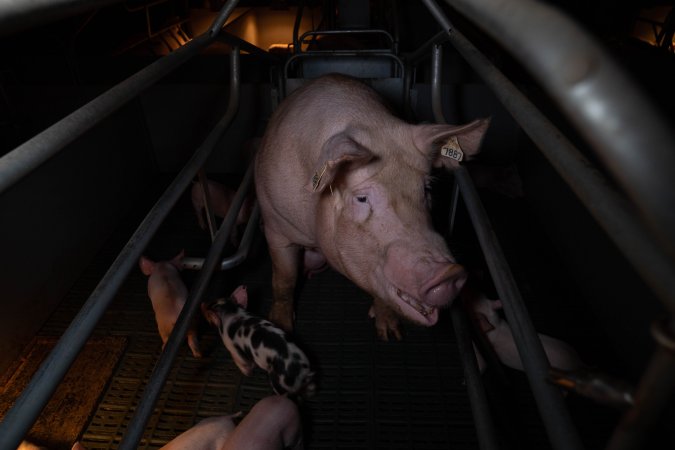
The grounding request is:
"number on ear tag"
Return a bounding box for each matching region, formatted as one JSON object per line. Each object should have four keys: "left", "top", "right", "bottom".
{"left": 441, "top": 136, "right": 464, "bottom": 162}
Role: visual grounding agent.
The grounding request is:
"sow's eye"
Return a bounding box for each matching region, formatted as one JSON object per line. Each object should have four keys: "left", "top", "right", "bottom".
{"left": 351, "top": 192, "right": 372, "bottom": 222}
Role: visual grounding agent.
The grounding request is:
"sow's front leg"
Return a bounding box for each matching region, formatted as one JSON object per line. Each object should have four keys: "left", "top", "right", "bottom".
{"left": 368, "top": 297, "right": 402, "bottom": 341}
{"left": 268, "top": 242, "right": 301, "bottom": 332}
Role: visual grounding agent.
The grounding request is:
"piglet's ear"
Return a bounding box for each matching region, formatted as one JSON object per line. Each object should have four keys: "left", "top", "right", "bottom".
{"left": 170, "top": 249, "right": 185, "bottom": 271}
{"left": 139, "top": 256, "right": 154, "bottom": 276}
{"left": 307, "top": 132, "right": 374, "bottom": 193}
{"left": 231, "top": 285, "right": 248, "bottom": 308}
{"left": 413, "top": 118, "right": 491, "bottom": 169}
{"left": 201, "top": 302, "right": 221, "bottom": 328}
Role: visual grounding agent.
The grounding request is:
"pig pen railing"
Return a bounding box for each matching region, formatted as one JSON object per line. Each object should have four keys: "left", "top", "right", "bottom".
{"left": 0, "top": 0, "right": 274, "bottom": 448}
{"left": 418, "top": 1, "right": 675, "bottom": 450}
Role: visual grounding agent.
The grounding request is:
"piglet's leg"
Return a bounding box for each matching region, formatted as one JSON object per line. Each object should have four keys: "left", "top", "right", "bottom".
{"left": 186, "top": 329, "right": 202, "bottom": 359}
{"left": 369, "top": 297, "right": 402, "bottom": 341}
{"left": 223, "top": 396, "right": 304, "bottom": 450}
{"left": 268, "top": 243, "right": 301, "bottom": 333}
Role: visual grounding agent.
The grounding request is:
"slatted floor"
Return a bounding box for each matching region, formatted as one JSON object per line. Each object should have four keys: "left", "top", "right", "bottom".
{"left": 38, "top": 175, "right": 622, "bottom": 449}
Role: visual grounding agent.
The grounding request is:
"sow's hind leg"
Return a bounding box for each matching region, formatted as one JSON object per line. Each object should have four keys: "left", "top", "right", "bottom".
{"left": 267, "top": 243, "right": 302, "bottom": 333}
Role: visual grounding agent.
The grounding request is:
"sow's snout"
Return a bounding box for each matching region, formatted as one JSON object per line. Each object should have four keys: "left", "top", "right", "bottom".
{"left": 422, "top": 263, "right": 468, "bottom": 307}
{"left": 383, "top": 242, "right": 468, "bottom": 325}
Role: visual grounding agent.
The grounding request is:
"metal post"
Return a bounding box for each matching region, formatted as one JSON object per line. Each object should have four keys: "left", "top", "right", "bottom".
{"left": 0, "top": 44, "right": 241, "bottom": 450}
{"left": 451, "top": 303, "right": 503, "bottom": 450}
{"left": 454, "top": 166, "right": 584, "bottom": 450}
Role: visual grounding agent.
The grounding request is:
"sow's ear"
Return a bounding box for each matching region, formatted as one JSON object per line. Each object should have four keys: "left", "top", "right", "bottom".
{"left": 413, "top": 118, "right": 491, "bottom": 169}
{"left": 307, "top": 132, "right": 374, "bottom": 193}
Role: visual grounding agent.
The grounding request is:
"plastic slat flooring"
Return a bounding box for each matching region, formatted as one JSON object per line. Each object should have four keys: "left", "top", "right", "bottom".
{"left": 38, "top": 182, "right": 620, "bottom": 449}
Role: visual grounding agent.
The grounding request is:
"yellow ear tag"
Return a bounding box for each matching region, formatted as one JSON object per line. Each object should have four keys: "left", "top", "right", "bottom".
{"left": 312, "top": 163, "right": 328, "bottom": 191}
{"left": 441, "top": 136, "right": 464, "bottom": 162}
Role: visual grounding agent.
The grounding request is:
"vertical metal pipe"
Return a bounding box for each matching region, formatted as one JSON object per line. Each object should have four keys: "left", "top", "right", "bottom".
{"left": 117, "top": 165, "right": 253, "bottom": 450}
{"left": 451, "top": 303, "right": 503, "bottom": 450}
{"left": 432, "top": 38, "right": 502, "bottom": 450}
{"left": 455, "top": 166, "right": 584, "bottom": 450}
{"left": 0, "top": 45, "right": 241, "bottom": 450}
{"left": 431, "top": 44, "right": 446, "bottom": 124}
{"left": 197, "top": 168, "right": 218, "bottom": 242}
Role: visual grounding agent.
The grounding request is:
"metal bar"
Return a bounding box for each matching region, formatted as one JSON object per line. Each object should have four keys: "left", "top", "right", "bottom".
{"left": 216, "top": 31, "right": 282, "bottom": 62}
{"left": 405, "top": 30, "right": 449, "bottom": 66}
{"left": 455, "top": 166, "right": 584, "bottom": 450}
{"left": 284, "top": 52, "right": 405, "bottom": 79}
{"left": 433, "top": 43, "right": 508, "bottom": 383}
{"left": 451, "top": 303, "right": 502, "bottom": 450}
{"left": 292, "top": 0, "right": 305, "bottom": 53}
{"left": 0, "top": 0, "right": 125, "bottom": 36}
{"left": 209, "top": 0, "right": 240, "bottom": 37}
{"left": 183, "top": 202, "right": 261, "bottom": 271}
{"left": 0, "top": 44, "right": 241, "bottom": 450}
{"left": 297, "top": 28, "right": 396, "bottom": 51}
{"left": 118, "top": 163, "right": 253, "bottom": 450}
{"left": 440, "top": 0, "right": 675, "bottom": 261}
{"left": 197, "top": 168, "right": 218, "bottom": 242}
{"left": 430, "top": 44, "right": 446, "bottom": 125}
{"left": 432, "top": 18, "right": 675, "bottom": 315}
{"left": 0, "top": 33, "right": 209, "bottom": 195}
{"left": 606, "top": 318, "right": 675, "bottom": 450}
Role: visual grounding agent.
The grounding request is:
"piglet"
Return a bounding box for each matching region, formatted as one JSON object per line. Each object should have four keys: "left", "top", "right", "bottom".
{"left": 201, "top": 286, "right": 316, "bottom": 398}
{"left": 191, "top": 178, "right": 254, "bottom": 245}
{"left": 463, "top": 288, "right": 583, "bottom": 373}
{"left": 139, "top": 250, "right": 201, "bottom": 358}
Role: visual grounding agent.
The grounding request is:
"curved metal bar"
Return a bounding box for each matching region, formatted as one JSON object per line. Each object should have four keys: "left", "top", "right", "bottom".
{"left": 117, "top": 162, "right": 253, "bottom": 450}
{"left": 0, "top": 0, "right": 124, "bottom": 36}
{"left": 440, "top": 0, "right": 675, "bottom": 260}
{"left": 284, "top": 52, "right": 405, "bottom": 79}
{"left": 296, "top": 28, "right": 396, "bottom": 51}
{"left": 0, "top": 45, "right": 241, "bottom": 450}
{"left": 182, "top": 202, "right": 261, "bottom": 271}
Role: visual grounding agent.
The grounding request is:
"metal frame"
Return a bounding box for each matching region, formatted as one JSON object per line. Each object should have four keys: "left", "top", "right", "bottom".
{"left": 0, "top": 2, "right": 248, "bottom": 448}
{"left": 1, "top": 0, "right": 674, "bottom": 449}
{"left": 420, "top": 1, "right": 675, "bottom": 449}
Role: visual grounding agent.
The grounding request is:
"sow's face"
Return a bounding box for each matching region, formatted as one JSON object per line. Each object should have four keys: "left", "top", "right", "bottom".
{"left": 312, "top": 120, "right": 489, "bottom": 326}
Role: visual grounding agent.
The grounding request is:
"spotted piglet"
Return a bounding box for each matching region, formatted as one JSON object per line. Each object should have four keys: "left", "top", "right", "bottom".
{"left": 201, "top": 285, "right": 316, "bottom": 398}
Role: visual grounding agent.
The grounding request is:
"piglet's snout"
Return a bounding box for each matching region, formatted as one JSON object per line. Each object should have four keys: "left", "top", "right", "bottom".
{"left": 422, "top": 263, "right": 467, "bottom": 307}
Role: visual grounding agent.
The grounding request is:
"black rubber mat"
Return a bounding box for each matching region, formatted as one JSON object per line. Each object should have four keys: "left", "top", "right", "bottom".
{"left": 38, "top": 177, "right": 622, "bottom": 449}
